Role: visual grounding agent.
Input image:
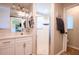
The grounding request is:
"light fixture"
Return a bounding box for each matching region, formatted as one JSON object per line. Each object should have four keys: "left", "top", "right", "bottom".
{"left": 22, "top": 7, "right": 25, "bottom": 12}
{"left": 17, "top": 11, "right": 26, "bottom": 17}
{"left": 25, "top": 13, "right": 29, "bottom": 17}
{"left": 12, "top": 4, "right": 30, "bottom": 17}
{"left": 12, "top": 4, "right": 16, "bottom": 9}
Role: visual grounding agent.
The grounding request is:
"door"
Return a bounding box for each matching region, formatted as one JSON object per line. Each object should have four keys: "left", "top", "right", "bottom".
{"left": 15, "top": 37, "right": 32, "bottom": 55}
{"left": 0, "top": 39, "right": 14, "bottom": 55}
{"left": 37, "top": 16, "right": 50, "bottom": 55}
{"left": 36, "top": 3, "right": 51, "bottom": 55}
{"left": 23, "top": 37, "right": 32, "bottom": 55}
{"left": 15, "top": 38, "right": 24, "bottom": 55}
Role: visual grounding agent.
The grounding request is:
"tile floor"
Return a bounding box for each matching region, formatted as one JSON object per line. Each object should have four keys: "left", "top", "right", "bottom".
{"left": 61, "top": 47, "right": 79, "bottom": 55}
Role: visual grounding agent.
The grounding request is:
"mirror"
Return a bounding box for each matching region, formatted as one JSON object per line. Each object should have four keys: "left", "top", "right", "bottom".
{"left": 11, "top": 17, "right": 22, "bottom": 32}
{"left": 10, "top": 9, "right": 34, "bottom": 33}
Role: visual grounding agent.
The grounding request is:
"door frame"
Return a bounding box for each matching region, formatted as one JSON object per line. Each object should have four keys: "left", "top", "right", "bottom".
{"left": 32, "top": 3, "right": 37, "bottom": 55}
{"left": 63, "top": 3, "right": 79, "bottom": 52}
{"left": 32, "top": 3, "right": 55, "bottom": 55}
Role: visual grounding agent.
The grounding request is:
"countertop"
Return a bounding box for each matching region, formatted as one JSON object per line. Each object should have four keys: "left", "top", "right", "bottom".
{"left": 0, "top": 33, "right": 32, "bottom": 39}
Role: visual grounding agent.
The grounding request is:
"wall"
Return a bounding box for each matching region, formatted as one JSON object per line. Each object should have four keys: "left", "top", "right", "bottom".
{"left": 53, "top": 3, "right": 79, "bottom": 54}
{"left": 0, "top": 4, "right": 11, "bottom": 35}
{"left": 54, "top": 3, "right": 64, "bottom": 54}
{"left": 66, "top": 5, "right": 79, "bottom": 49}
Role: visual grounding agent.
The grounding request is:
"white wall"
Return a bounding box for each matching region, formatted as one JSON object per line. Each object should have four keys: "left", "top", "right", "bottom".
{"left": 66, "top": 5, "right": 79, "bottom": 49}
{"left": 54, "top": 3, "right": 64, "bottom": 54}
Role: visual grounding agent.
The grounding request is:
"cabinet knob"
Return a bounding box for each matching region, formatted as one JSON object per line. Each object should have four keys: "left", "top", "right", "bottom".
{"left": 23, "top": 43, "right": 26, "bottom": 48}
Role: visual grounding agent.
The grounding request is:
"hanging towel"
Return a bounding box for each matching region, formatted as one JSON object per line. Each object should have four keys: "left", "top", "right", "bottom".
{"left": 56, "top": 17, "right": 65, "bottom": 34}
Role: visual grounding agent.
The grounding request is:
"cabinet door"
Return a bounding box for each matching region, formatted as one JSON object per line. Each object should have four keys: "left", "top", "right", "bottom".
{"left": 15, "top": 37, "right": 32, "bottom": 55}
{"left": 9, "top": 39, "right": 15, "bottom": 55}
{"left": 22, "top": 37, "right": 32, "bottom": 55}
{"left": 15, "top": 39, "right": 24, "bottom": 55}
{"left": 0, "top": 39, "right": 15, "bottom": 55}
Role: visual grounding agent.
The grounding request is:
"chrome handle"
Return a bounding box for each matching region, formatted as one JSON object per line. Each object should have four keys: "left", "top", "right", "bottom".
{"left": 43, "top": 24, "right": 49, "bottom": 25}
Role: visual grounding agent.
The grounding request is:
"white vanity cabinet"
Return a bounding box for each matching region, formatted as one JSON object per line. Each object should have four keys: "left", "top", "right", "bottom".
{"left": 0, "top": 36, "right": 32, "bottom": 55}
{"left": 0, "top": 39, "right": 15, "bottom": 55}
{"left": 15, "top": 37, "right": 32, "bottom": 55}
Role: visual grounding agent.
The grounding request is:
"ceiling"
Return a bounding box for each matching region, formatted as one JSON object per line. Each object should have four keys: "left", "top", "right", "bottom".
{"left": 12, "top": 3, "right": 32, "bottom": 10}
{"left": 0, "top": 3, "right": 32, "bottom": 10}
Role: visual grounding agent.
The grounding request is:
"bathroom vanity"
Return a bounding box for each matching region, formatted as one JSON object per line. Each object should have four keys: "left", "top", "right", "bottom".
{"left": 0, "top": 4, "right": 34, "bottom": 55}
{"left": 0, "top": 34, "right": 32, "bottom": 55}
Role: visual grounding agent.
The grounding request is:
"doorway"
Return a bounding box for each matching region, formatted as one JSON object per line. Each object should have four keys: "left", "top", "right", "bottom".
{"left": 63, "top": 4, "right": 79, "bottom": 55}
{"left": 35, "top": 3, "right": 51, "bottom": 55}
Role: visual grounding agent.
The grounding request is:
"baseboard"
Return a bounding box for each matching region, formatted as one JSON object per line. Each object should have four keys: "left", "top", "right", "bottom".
{"left": 68, "top": 45, "right": 79, "bottom": 50}
{"left": 56, "top": 49, "right": 64, "bottom": 55}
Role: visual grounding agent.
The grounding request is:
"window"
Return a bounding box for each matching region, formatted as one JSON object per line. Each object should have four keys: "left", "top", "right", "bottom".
{"left": 0, "top": 7, "right": 10, "bottom": 29}
{"left": 67, "top": 15, "right": 74, "bottom": 29}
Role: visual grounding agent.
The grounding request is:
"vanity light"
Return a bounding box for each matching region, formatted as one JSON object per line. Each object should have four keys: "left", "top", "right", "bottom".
{"left": 17, "top": 6, "right": 20, "bottom": 10}
{"left": 12, "top": 4, "right": 16, "bottom": 9}
{"left": 17, "top": 11, "right": 26, "bottom": 17}
{"left": 12, "top": 4, "right": 30, "bottom": 18}
{"left": 22, "top": 7, "right": 25, "bottom": 12}
{"left": 25, "top": 13, "right": 29, "bottom": 17}
{"left": 28, "top": 12, "right": 32, "bottom": 18}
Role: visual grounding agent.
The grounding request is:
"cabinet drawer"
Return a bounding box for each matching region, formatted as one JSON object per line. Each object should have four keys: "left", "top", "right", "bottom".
{"left": 22, "top": 37, "right": 32, "bottom": 40}
{"left": 16, "top": 37, "right": 32, "bottom": 44}
{"left": 0, "top": 40, "right": 12, "bottom": 47}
